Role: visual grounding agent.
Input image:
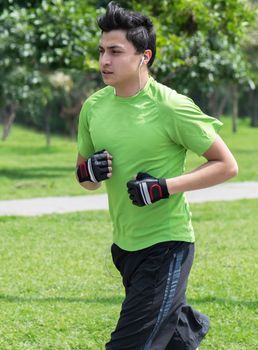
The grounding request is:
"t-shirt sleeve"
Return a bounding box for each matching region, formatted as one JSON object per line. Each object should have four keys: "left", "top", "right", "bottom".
{"left": 165, "top": 92, "right": 223, "bottom": 156}
{"left": 77, "top": 100, "right": 95, "bottom": 158}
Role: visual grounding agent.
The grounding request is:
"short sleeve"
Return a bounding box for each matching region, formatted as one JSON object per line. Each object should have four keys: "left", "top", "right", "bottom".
{"left": 77, "top": 100, "right": 95, "bottom": 158}
{"left": 165, "top": 92, "right": 223, "bottom": 156}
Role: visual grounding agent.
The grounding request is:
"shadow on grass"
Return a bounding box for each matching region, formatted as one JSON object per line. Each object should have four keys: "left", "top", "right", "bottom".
{"left": 233, "top": 149, "right": 258, "bottom": 155}
{"left": 0, "top": 294, "right": 123, "bottom": 304}
{"left": 0, "top": 294, "right": 256, "bottom": 309}
{"left": 0, "top": 145, "right": 64, "bottom": 155}
{"left": 1, "top": 167, "right": 73, "bottom": 180}
{"left": 188, "top": 296, "right": 257, "bottom": 310}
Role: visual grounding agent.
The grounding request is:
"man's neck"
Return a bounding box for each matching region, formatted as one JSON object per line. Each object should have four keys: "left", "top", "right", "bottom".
{"left": 114, "top": 73, "right": 149, "bottom": 97}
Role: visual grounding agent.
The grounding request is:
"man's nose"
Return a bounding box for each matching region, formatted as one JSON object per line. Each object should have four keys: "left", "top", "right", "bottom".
{"left": 100, "top": 52, "right": 111, "bottom": 66}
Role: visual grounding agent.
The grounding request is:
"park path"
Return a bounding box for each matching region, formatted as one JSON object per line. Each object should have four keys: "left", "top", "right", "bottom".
{"left": 0, "top": 182, "right": 257, "bottom": 217}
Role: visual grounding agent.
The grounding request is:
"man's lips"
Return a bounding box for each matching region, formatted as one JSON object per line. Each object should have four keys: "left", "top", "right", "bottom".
{"left": 102, "top": 71, "right": 113, "bottom": 74}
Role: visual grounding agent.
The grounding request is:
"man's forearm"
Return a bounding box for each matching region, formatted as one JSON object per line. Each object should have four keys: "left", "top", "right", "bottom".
{"left": 79, "top": 181, "right": 101, "bottom": 191}
{"left": 166, "top": 160, "right": 238, "bottom": 195}
{"left": 75, "top": 171, "right": 101, "bottom": 191}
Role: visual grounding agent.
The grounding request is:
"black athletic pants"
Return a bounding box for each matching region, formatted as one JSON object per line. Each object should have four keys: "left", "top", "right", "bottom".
{"left": 105, "top": 241, "right": 210, "bottom": 350}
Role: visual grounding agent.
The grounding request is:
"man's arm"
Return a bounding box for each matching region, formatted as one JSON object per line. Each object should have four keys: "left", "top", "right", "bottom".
{"left": 76, "top": 152, "right": 113, "bottom": 191}
{"left": 127, "top": 135, "right": 238, "bottom": 207}
{"left": 166, "top": 135, "right": 238, "bottom": 195}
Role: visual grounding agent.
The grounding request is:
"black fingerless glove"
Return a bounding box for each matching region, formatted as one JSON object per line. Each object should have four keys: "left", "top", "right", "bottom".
{"left": 127, "top": 172, "right": 170, "bottom": 207}
{"left": 77, "top": 150, "right": 109, "bottom": 183}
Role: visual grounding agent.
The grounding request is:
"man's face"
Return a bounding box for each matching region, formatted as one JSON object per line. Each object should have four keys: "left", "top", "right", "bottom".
{"left": 99, "top": 30, "right": 142, "bottom": 88}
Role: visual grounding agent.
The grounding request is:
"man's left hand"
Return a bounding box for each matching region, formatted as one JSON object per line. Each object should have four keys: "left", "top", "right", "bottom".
{"left": 127, "top": 172, "right": 170, "bottom": 207}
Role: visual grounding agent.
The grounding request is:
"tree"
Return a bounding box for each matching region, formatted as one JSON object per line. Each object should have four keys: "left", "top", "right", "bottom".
{"left": 129, "top": 0, "right": 254, "bottom": 131}
{"left": 242, "top": 2, "right": 258, "bottom": 127}
{"left": 0, "top": 0, "right": 99, "bottom": 143}
{"left": 0, "top": 0, "right": 255, "bottom": 140}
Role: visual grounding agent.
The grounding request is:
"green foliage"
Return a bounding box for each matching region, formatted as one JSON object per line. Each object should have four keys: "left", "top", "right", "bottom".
{"left": 243, "top": 3, "right": 258, "bottom": 83}
{"left": 130, "top": 0, "right": 255, "bottom": 94}
{"left": 0, "top": 0, "right": 100, "bottom": 137}
{"left": 0, "top": 0, "right": 256, "bottom": 134}
{"left": 0, "top": 1, "right": 98, "bottom": 70}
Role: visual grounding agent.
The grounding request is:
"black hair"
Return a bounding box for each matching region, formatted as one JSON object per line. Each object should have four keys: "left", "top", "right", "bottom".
{"left": 97, "top": 1, "right": 156, "bottom": 68}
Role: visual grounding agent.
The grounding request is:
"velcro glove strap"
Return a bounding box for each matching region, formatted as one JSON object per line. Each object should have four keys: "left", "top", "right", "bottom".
{"left": 77, "top": 150, "right": 109, "bottom": 183}
{"left": 127, "top": 172, "right": 169, "bottom": 207}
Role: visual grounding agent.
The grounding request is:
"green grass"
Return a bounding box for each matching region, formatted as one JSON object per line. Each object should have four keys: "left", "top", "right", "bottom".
{"left": 0, "top": 117, "right": 257, "bottom": 199}
{"left": 184, "top": 117, "right": 258, "bottom": 180}
{"left": 0, "top": 126, "right": 106, "bottom": 200}
{"left": 0, "top": 200, "right": 257, "bottom": 349}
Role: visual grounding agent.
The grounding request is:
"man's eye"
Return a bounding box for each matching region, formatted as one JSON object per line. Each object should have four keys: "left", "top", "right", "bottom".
{"left": 112, "top": 51, "right": 121, "bottom": 54}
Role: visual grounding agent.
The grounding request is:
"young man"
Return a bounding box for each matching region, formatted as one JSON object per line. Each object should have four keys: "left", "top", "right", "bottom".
{"left": 76, "top": 2, "right": 238, "bottom": 349}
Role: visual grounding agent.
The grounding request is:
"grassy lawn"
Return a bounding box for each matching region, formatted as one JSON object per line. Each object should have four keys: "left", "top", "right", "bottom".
{"left": 0, "top": 199, "right": 257, "bottom": 349}
{"left": 0, "top": 117, "right": 257, "bottom": 200}
{"left": 185, "top": 117, "right": 258, "bottom": 180}
{"left": 0, "top": 126, "right": 105, "bottom": 200}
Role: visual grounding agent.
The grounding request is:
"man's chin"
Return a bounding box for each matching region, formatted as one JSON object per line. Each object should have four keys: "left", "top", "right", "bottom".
{"left": 102, "top": 78, "right": 116, "bottom": 87}
{"left": 102, "top": 77, "right": 113, "bottom": 85}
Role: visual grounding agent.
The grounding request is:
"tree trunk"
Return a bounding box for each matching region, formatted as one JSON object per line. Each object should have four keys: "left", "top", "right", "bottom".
{"left": 207, "top": 90, "right": 217, "bottom": 116}
{"left": 250, "top": 89, "right": 258, "bottom": 127}
{"left": 45, "top": 107, "right": 51, "bottom": 147}
{"left": 60, "top": 99, "right": 82, "bottom": 139}
{"left": 1, "top": 103, "right": 17, "bottom": 141}
{"left": 215, "top": 90, "right": 229, "bottom": 119}
{"left": 232, "top": 84, "right": 238, "bottom": 133}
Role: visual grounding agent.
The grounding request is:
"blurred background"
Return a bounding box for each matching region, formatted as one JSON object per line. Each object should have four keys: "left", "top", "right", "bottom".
{"left": 1, "top": 0, "right": 258, "bottom": 139}
{"left": 0, "top": 3, "right": 257, "bottom": 349}
{"left": 0, "top": 0, "right": 257, "bottom": 199}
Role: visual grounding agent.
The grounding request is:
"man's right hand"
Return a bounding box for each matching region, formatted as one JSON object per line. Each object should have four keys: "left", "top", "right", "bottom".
{"left": 77, "top": 150, "right": 112, "bottom": 183}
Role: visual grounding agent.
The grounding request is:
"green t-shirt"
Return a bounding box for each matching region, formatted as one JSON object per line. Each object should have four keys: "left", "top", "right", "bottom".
{"left": 77, "top": 76, "right": 222, "bottom": 251}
